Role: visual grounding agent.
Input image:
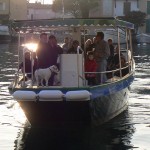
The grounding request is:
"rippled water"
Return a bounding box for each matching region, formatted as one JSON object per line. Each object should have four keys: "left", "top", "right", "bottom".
{"left": 0, "top": 43, "right": 150, "bottom": 150}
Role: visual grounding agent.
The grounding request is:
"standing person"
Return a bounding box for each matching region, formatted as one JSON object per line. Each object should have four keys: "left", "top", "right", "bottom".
{"left": 91, "top": 36, "right": 97, "bottom": 50}
{"left": 48, "top": 35, "right": 63, "bottom": 67}
{"left": 94, "top": 32, "right": 110, "bottom": 83}
{"left": 47, "top": 35, "right": 63, "bottom": 85}
{"left": 85, "top": 52, "right": 97, "bottom": 86}
{"left": 85, "top": 39, "right": 93, "bottom": 54}
{"left": 62, "top": 37, "right": 71, "bottom": 54}
{"left": 107, "top": 38, "right": 114, "bottom": 57}
{"left": 36, "top": 33, "right": 49, "bottom": 69}
{"left": 19, "top": 51, "right": 32, "bottom": 82}
{"left": 107, "top": 38, "right": 115, "bottom": 71}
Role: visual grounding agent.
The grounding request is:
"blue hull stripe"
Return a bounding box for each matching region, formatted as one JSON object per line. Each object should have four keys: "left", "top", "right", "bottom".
{"left": 90, "top": 75, "right": 134, "bottom": 99}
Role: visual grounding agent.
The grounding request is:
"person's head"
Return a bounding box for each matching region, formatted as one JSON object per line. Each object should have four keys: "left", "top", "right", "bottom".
{"left": 64, "top": 37, "right": 69, "bottom": 44}
{"left": 108, "top": 38, "right": 113, "bottom": 45}
{"left": 40, "top": 33, "right": 48, "bottom": 43}
{"left": 85, "top": 39, "right": 92, "bottom": 47}
{"left": 72, "top": 40, "right": 79, "bottom": 49}
{"left": 48, "top": 35, "right": 57, "bottom": 46}
{"left": 96, "top": 32, "right": 104, "bottom": 41}
{"left": 87, "top": 52, "right": 94, "bottom": 60}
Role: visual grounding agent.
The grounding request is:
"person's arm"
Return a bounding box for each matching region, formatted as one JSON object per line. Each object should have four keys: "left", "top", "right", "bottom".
{"left": 58, "top": 45, "right": 63, "bottom": 54}
{"left": 104, "top": 42, "right": 110, "bottom": 57}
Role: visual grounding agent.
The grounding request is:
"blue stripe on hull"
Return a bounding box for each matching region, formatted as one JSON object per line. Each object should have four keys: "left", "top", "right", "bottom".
{"left": 90, "top": 75, "right": 134, "bottom": 99}
{"left": 90, "top": 88, "right": 129, "bottom": 125}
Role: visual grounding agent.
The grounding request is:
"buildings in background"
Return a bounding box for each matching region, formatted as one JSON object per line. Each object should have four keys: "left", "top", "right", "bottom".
{"left": 27, "top": 2, "right": 73, "bottom": 20}
{"left": 89, "top": 0, "right": 147, "bottom": 33}
{"left": 27, "top": 0, "right": 150, "bottom": 34}
{"left": 27, "top": 3, "right": 57, "bottom": 19}
{"left": 0, "top": 0, "right": 10, "bottom": 21}
{"left": 90, "top": 0, "right": 142, "bottom": 17}
{"left": 0, "top": 0, "right": 27, "bottom": 22}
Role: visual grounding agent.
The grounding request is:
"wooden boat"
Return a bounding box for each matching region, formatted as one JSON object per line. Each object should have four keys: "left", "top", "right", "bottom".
{"left": 8, "top": 18, "right": 135, "bottom": 127}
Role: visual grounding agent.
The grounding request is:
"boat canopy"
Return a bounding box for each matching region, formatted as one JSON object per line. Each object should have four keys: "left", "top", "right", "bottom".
{"left": 11, "top": 17, "right": 134, "bottom": 32}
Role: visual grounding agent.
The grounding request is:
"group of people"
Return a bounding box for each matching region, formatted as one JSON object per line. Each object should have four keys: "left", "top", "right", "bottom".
{"left": 84, "top": 32, "right": 110, "bottom": 85}
{"left": 84, "top": 32, "right": 129, "bottom": 85}
{"left": 62, "top": 37, "right": 83, "bottom": 54}
{"left": 19, "top": 31, "right": 129, "bottom": 86}
{"left": 19, "top": 33, "right": 63, "bottom": 85}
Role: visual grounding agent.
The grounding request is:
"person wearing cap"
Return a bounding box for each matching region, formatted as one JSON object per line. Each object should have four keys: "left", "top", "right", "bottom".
{"left": 94, "top": 31, "right": 110, "bottom": 84}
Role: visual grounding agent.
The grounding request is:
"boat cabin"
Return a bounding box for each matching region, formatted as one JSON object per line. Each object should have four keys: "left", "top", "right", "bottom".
{"left": 10, "top": 18, "right": 135, "bottom": 88}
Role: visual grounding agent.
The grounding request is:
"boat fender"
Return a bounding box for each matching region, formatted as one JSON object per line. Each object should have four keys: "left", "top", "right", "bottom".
{"left": 65, "top": 90, "right": 91, "bottom": 101}
{"left": 38, "top": 90, "right": 64, "bottom": 101}
{"left": 13, "top": 90, "right": 37, "bottom": 101}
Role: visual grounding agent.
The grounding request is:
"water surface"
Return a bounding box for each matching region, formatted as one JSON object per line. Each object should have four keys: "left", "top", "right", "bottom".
{"left": 0, "top": 43, "right": 150, "bottom": 150}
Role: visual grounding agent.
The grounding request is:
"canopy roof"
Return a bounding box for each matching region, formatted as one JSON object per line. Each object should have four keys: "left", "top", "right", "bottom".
{"left": 12, "top": 17, "right": 134, "bottom": 32}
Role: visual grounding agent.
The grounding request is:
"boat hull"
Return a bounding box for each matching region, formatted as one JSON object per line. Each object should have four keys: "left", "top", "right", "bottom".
{"left": 18, "top": 87, "right": 129, "bottom": 127}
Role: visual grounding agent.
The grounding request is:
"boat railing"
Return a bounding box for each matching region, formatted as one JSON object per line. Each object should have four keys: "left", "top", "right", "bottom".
{"left": 11, "top": 38, "right": 135, "bottom": 88}
{"left": 84, "top": 60, "right": 133, "bottom": 84}
{"left": 14, "top": 53, "right": 133, "bottom": 88}
{"left": 12, "top": 26, "right": 134, "bottom": 88}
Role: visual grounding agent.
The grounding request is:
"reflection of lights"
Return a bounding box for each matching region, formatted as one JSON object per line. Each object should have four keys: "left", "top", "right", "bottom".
{"left": 22, "top": 43, "right": 38, "bottom": 52}
{"left": 13, "top": 103, "right": 27, "bottom": 124}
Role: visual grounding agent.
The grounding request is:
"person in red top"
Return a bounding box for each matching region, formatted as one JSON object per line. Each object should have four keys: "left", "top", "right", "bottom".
{"left": 85, "top": 52, "right": 97, "bottom": 85}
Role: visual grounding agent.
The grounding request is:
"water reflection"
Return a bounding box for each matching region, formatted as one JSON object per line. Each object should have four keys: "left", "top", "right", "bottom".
{"left": 14, "top": 110, "right": 135, "bottom": 150}
{"left": 0, "top": 43, "right": 18, "bottom": 82}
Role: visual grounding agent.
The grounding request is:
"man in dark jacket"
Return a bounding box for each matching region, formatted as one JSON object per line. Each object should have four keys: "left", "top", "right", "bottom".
{"left": 36, "top": 33, "right": 49, "bottom": 69}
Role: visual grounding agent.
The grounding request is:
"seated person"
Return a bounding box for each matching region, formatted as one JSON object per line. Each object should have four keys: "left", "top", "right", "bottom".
{"left": 113, "top": 46, "right": 125, "bottom": 67}
{"left": 67, "top": 40, "right": 82, "bottom": 54}
{"left": 85, "top": 52, "right": 97, "bottom": 85}
{"left": 113, "top": 47, "right": 129, "bottom": 77}
{"left": 19, "top": 52, "right": 32, "bottom": 79}
{"left": 107, "top": 46, "right": 128, "bottom": 78}
{"left": 116, "top": 56, "right": 129, "bottom": 77}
